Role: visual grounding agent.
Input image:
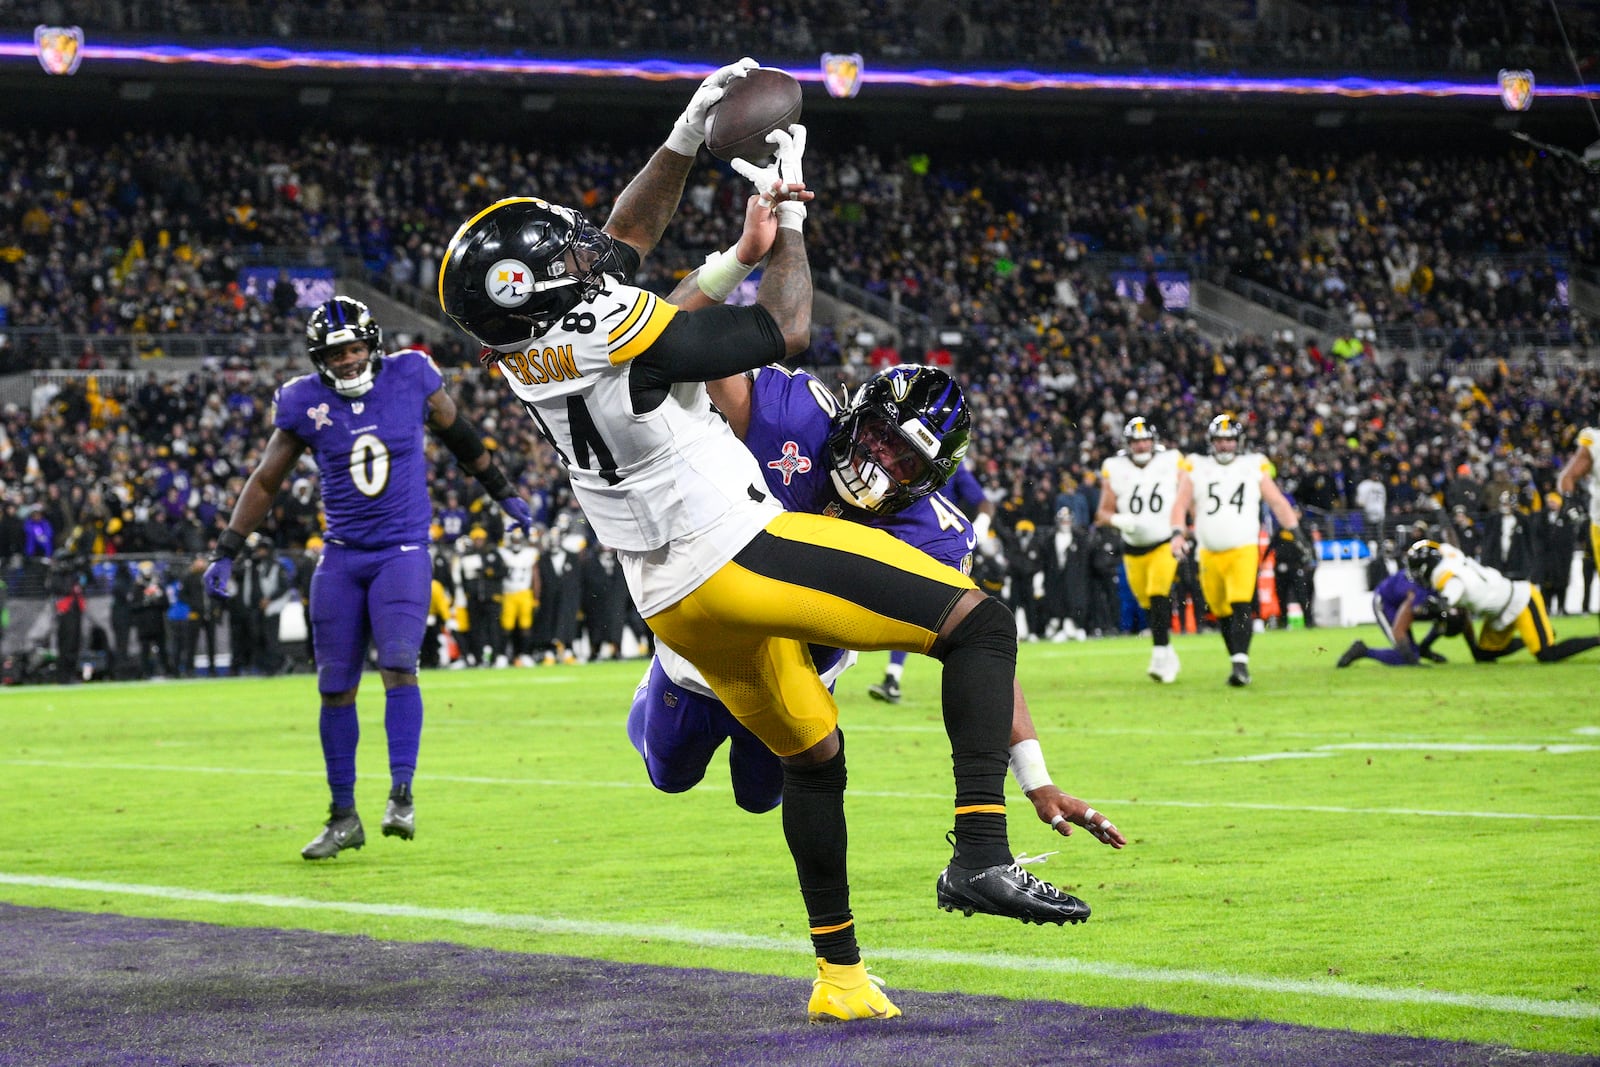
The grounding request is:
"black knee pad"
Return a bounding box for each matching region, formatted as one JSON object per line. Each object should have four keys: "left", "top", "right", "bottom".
{"left": 781, "top": 732, "right": 847, "bottom": 794}
{"left": 934, "top": 595, "right": 1016, "bottom": 662}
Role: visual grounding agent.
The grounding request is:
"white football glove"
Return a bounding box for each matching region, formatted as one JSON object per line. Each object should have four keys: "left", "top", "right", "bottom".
{"left": 732, "top": 124, "right": 808, "bottom": 230}
{"left": 1109, "top": 513, "right": 1138, "bottom": 535}
{"left": 666, "top": 57, "right": 759, "bottom": 156}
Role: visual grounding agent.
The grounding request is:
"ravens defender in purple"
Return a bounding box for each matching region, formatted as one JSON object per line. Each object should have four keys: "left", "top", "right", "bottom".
{"left": 1336, "top": 569, "right": 1453, "bottom": 667}
{"left": 205, "top": 296, "right": 533, "bottom": 859}
{"left": 867, "top": 459, "right": 994, "bottom": 704}
{"left": 628, "top": 363, "right": 1122, "bottom": 847}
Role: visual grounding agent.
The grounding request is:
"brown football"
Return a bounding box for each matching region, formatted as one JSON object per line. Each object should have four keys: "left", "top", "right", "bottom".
{"left": 704, "top": 67, "right": 803, "bottom": 164}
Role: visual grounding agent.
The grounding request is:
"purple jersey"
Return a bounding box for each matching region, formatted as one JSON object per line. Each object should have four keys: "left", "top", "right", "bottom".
{"left": 947, "top": 462, "right": 987, "bottom": 516}
{"left": 273, "top": 350, "right": 442, "bottom": 550}
{"left": 1374, "top": 571, "right": 1430, "bottom": 623}
{"left": 743, "top": 366, "right": 975, "bottom": 571}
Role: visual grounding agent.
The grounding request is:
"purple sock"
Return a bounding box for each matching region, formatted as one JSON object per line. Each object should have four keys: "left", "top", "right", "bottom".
{"left": 319, "top": 703, "right": 359, "bottom": 810}
{"left": 1368, "top": 646, "right": 1416, "bottom": 666}
{"left": 385, "top": 684, "right": 423, "bottom": 789}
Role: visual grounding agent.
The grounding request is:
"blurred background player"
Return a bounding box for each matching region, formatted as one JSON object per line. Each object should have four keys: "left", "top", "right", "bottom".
{"left": 1171, "top": 413, "right": 1301, "bottom": 687}
{"left": 497, "top": 525, "right": 540, "bottom": 666}
{"left": 1404, "top": 539, "right": 1600, "bottom": 664}
{"left": 1556, "top": 422, "right": 1600, "bottom": 618}
{"left": 1336, "top": 568, "right": 1453, "bottom": 667}
{"left": 204, "top": 296, "right": 534, "bottom": 859}
{"left": 1095, "top": 416, "right": 1183, "bottom": 683}
{"left": 867, "top": 458, "right": 993, "bottom": 704}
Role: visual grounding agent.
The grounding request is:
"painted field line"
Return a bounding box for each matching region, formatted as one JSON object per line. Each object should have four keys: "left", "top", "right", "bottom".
{"left": 0, "top": 872, "right": 1593, "bottom": 1021}
{"left": 5, "top": 758, "right": 1598, "bottom": 822}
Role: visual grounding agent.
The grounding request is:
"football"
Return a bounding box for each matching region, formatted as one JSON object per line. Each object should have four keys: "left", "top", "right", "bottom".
{"left": 704, "top": 67, "right": 803, "bottom": 164}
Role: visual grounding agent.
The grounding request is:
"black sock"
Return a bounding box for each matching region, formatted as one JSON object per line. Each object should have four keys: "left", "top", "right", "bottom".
{"left": 1536, "top": 635, "right": 1600, "bottom": 663}
{"left": 1230, "top": 604, "right": 1255, "bottom": 656}
{"left": 1150, "top": 595, "right": 1172, "bottom": 645}
{"left": 936, "top": 597, "right": 1014, "bottom": 869}
{"left": 781, "top": 736, "right": 857, "bottom": 965}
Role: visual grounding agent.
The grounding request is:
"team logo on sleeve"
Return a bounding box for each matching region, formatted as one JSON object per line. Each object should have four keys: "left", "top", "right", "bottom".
{"left": 488, "top": 259, "right": 538, "bottom": 308}
{"left": 765, "top": 441, "right": 812, "bottom": 485}
{"left": 307, "top": 403, "right": 332, "bottom": 430}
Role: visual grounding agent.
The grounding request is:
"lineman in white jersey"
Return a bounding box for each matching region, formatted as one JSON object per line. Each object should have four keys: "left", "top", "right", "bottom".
{"left": 497, "top": 527, "right": 540, "bottom": 666}
{"left": 438, "top": 62, "right": 1092, "bottom": 1024}
{"left": 1556, "top": 424, "right": 1600, "bottom": 611}
{"left": 1405, "top": 540, "right": 1600, "bottom": 663}
{"left": 1170, "top": 413, "right": 1300, "bottom": 687}
{"left": 1096, "top": 416, "right": 1183, "bottom": 683}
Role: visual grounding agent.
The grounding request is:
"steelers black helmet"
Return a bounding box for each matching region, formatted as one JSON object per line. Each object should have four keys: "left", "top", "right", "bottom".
{"left": 1404, "top": 539, "right": 1443, "bottom": 585}
{"left": 306, "top": 296, "right": 383, "bottom": 398}
{"left": 827, "top": 364, "right": 971, "bottom": 514}
{"left": 439, "top": 197, "right": 614, "bottom": 349}
{"left": 1124, "top": 416, "right": 1158, "bottom": 466}
{"left": 1208, "top": 412, "right": 1244, "bottom": 463}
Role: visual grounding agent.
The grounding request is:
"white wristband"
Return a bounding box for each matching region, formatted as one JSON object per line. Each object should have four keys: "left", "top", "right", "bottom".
{"left": 696, "top": 247, "right": 759, "bottom": 302}
{"left": 775, "top": 201, "right": 806, "bottom": 231}
{"left": 1009, "top": 738, "right": 1051, "bottom": 794}
{"left": 664, "top": 124, "right": 703, "bottom": 157}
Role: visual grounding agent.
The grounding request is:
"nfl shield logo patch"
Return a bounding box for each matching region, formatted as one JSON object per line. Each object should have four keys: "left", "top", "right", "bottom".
{"left": 1499, "top": 69, "right": 1534, "bottom": 112}
{"left": 35, "top": 25, "right": 84, "bottom": 76}
{"left": 822, "top": 53, "right": 863, "bottom": 99}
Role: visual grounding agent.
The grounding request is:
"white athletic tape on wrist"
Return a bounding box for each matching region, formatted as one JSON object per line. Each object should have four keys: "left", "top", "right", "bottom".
{"left": 696, "top": 248, "right": 758, "bottom": 302}
{"left": 776, "top": 203, "right": 806, "bottom": 231}
{"left": 664, "top": 124, "right": 704, "bottom": 157}
{"left": 1009, "top": 738, "right": 1051, "bottom": 794}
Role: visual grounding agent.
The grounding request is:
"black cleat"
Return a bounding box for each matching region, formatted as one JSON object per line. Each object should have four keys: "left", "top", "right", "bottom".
{"left": 1227, "top": 662, "right": 1251, "bottom": 687}
{"left": 302, "top": 807, "right": 364, "bottom": 860}
{"left": 867, "top": 675, "right": 902, "bottom": 704}
{"left": 936, "top": 861, "right": 1090, "bottom": 925}
{"left": 1420, "top": 648, "right": 1448, "bottom": 664}
{"left": 382, "top": 784, "right": 415, "bottom": 841}
{"left": 1337, "top": 641, "right": 1367, "bottom": 668}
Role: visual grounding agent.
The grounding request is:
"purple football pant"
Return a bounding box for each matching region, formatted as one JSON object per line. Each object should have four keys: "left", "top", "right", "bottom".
{"left": 626, "top": 657, "right": 784, "bottom": 814}
{"left": 311, "top": 543, "right": 432, "bottom": 693}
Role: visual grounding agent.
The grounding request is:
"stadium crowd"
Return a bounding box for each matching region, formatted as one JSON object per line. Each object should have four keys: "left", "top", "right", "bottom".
{"left": 2, "top": 117, "right": 1598, "bottom": 679}
{"left": 3, "top": 125, "right": 1594, "bottom": 366}
{"left": 3, "top": 0, "right": 1589, "bottom": 71}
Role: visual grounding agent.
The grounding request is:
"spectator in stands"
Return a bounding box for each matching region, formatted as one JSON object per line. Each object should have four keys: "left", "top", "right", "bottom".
{"left": 1480, "top": 490, "right": 1535, "bottom": 580}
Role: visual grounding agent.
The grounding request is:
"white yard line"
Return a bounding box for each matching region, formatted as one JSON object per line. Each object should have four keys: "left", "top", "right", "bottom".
{"left": 3, "top": 758, "right": 1597, "bottom": 821}
{"left": 0, "top": 872, "right": 1593, "bottom": 1021}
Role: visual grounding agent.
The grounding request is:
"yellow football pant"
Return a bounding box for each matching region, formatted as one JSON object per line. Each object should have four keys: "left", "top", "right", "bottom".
{"left": 647, "top": 511, "right": 973, "bottom": 757}
{"left": 1198, "top": 543, "right": 1259, "bottom": 617}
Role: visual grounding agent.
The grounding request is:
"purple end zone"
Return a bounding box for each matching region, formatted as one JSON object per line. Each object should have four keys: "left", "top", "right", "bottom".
{"left": 1, "top": 904, "right": 1593, "bottom": 1067}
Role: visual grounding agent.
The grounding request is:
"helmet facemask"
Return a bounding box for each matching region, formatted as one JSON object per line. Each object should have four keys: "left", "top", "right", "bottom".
{"left": 826, "top": 366, "right": 970, "bottom": 515}
{"left": 1124, "top": 417, "right": 1157, "bottom": 467}
{"left": 307, "top": 297, "right": 383, "bottom": 398}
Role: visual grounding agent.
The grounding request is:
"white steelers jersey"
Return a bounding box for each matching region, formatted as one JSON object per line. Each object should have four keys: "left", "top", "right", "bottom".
{"left": 1183, "top": 452, "right": 1269, "bottom": 551}
{"left": 499, "top": 544, "right": 537, "bottom": 594}
{"left": 1580, "top": 426, "right": 1600, "bottom": 524}
{"left": 492, "top": 277, "right": 773, "bottom": 555}
{"left": 1426, "top": 543, "right": 1530, "bottom": 630}
{"left": 1101, "top": 447, "right": 1182, "bottom": 549}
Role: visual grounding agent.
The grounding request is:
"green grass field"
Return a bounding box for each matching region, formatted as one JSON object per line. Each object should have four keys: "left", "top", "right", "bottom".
{"left": 2, "top": 626, "right": 1597, "bottom": 1055}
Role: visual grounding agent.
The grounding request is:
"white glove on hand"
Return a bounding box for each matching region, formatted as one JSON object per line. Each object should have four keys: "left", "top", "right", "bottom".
{"left": 666, "top": 57, "right": 759, "bottom": 156}
{"left": 1109, "top": 514, "right": 1138, "bottom": 535}
{"left": 732, "top": 124, "right": 808, "bottom": 230}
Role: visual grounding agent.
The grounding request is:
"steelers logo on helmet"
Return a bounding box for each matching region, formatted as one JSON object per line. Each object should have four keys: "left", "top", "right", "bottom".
{"left": 441, "top": 196, "right": 615, "bottom": 349}
{"left": 486, "top": 259, "right": 537, "bottom": 309}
